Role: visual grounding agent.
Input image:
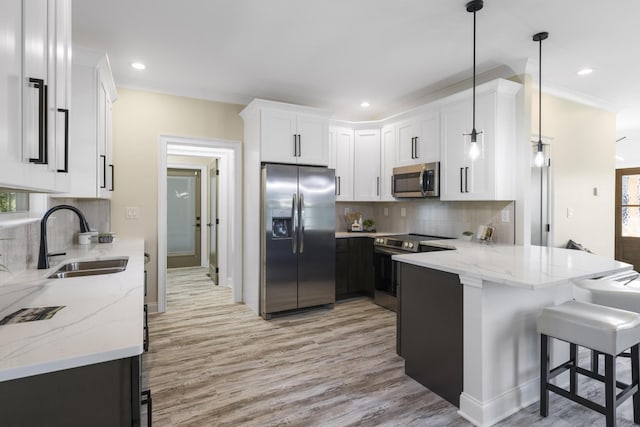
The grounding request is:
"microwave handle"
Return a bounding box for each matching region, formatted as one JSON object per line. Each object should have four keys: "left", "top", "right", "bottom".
{"left": 419, "top": 166, "right": 427, "bottom": 196}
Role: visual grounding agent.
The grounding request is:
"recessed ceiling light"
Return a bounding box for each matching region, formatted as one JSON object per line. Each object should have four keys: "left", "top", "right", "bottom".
{"left": 131, "top": 62, "right": 146, "bottom": 70}
{"left": 360, "top": 101, "right": 370, "bottom": 108}
{"left": 577, "top": 68, "right": 593, "bottom": 76}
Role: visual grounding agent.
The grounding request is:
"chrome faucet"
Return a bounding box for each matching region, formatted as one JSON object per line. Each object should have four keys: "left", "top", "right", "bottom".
{"left": 38, "top": 205, "right": 91, "bottom": 269}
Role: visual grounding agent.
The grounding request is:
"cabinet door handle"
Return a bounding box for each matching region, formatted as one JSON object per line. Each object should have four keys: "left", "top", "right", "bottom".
{"left": 465, "top": 166, "right": 469, "bottom": 193}
{"left": 377, "top": 177, "right": 380, "bottom": 196}
{"left": 460, "top": 168, "right": 464, "bottom": 193}
{"left": 28, "top": 79, "right": 48, "bottom": 165}
{"left": 100, "top": 155, "right": 107, "bottom": 188}
{"left": 143, "top": 304, "right": 149, "bottom": 352}
{"left": 297, "top": 134, "right": 301, "bottom": 157}
{"left": 293, "top": 134, "right": 297, "bottom": 157}
{"left": 338, "top": 176, "right": 341, "bottom": 196}
{"left": 335, "top": 176, "right": 338, "bottom": 195}
{"left": 56, "top": 108, "right": 69, "bottom": 173}
{"left": 414, "top": 136, "right": 418, "bottom": 159}
{"left": 109, "top": 164, "right": 114, "bottom": 191}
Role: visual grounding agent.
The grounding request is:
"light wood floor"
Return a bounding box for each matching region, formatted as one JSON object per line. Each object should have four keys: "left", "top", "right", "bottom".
{"left": 144, "top": 267, "right": 638, "bottom": 426}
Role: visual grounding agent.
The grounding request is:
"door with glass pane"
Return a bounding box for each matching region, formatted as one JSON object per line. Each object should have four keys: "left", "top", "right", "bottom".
{"left": 616, "top": 168, "right": 640, "bottom": 271}
{"left": 167, "top": 168, "right": 201, "bottom": 268}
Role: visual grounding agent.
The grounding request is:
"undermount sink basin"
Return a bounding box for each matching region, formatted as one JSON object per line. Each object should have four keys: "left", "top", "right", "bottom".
{"left": 48, "top": 257, "right": 128, "bottom": 279}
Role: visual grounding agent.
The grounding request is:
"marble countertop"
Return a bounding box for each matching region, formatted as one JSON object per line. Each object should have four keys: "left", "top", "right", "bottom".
{"left": 393, "top": 239, "right": 633, "bottom": 289}
{"left": 0, "top": 239, "right": 145, "bottom": 382}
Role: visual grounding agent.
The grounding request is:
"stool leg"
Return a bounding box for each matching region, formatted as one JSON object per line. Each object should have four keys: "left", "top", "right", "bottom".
{"left": 605, "top": 354, "right": 617, "bottom": 427}
{"left": 591, "top": 349, "right": 600, "bottom": 374}
{"left": 570, "top": 343, "right": 578, "bottom": 394}
{"left": 540, "top": 334, "right": 550, "bottom": 417}
{"left": 632, "top": 344, "right": 640, "bottom": 424}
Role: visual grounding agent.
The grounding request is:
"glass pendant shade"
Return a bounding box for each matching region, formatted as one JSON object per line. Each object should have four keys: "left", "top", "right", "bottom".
{"left": 466, "top": 130, "right": 483, "bottom": 161}
{"left": 534, "top": 149, "right": 545, "bottom": 167}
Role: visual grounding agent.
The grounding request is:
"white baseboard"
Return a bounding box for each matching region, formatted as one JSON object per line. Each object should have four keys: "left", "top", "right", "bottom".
{"left": 458, "top": 376, "right": 539, "bottom": 427}
{"left": 146, "top": 302, "right": 159, "bottom": 313}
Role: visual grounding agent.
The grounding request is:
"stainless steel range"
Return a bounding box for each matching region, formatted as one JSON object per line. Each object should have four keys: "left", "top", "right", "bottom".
{"left": 373, "top": 233, "right": 452, "bottom": 311}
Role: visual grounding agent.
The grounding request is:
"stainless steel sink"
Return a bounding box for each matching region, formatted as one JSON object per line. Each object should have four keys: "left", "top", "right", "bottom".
{"left": 48, "top": 257, "right": 128, "bottom": 279}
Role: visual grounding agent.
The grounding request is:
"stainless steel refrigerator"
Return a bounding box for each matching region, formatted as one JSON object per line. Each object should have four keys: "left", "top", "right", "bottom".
{"left": 261, "top": 163, "right": 336, "bottom": 319}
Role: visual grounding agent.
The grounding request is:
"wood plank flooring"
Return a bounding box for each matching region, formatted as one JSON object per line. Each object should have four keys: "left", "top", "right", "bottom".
{"left": 144, "top": 267, "right": 638, "bottom": 426}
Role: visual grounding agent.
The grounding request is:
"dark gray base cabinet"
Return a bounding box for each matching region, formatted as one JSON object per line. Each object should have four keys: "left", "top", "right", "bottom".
{"left": 0, "top": 356, "right": 142, "bottom": 426}
{"left": 398, "top": 262, "right": 463, "bottom": 407}
{"left": 335, "top": 237, "right": 374, "bottom": 300}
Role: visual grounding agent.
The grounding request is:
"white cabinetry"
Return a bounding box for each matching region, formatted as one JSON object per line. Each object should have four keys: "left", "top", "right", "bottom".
{"left": 395, "top": 111, "right": 440, "bottom": 167}
{"left": 0, "top": 0, "right": 71, "bottom": 192}
{"left": 260, "top": 104, "right": 329, "bottom": 166}
{"left": 57, "top": 48, "right": 117, "bottom": 199}
{"left": 329, "top": 127, "right": 354, "bottom": 201}
{"left": 440, "top": 79, "right": 520, "bottom": 201}
{"left": 380, "top": 125, "right": 396, "bottom": 201}
{"left": 353, "top": 129, "right": 381, "bottom": 201}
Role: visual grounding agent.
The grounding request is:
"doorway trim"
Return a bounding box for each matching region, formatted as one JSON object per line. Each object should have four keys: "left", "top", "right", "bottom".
{"left": 158, "top": 135, "right": 243, "bottom": 313}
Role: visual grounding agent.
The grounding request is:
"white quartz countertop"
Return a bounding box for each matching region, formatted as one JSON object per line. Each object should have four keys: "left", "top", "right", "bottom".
{"left": 0, "top": 239, "right": 145, "bottom": 382}
{"left": 393, "top": 239, "right": 633, "bottom": 289}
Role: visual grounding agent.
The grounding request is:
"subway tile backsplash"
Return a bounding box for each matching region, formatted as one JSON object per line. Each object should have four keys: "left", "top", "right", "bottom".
{"left": 336, "top": 200, "right": 515, "bottom": 244}
{"left": 0, "top": 198, "right": 110, "bottom": 285}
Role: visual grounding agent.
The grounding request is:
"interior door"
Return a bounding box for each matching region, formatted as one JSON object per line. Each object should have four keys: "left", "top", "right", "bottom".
{"left": 167, "top": 168, "right": 201, "bottom": 268}
{"left": 208, "top": 160, "right": 218, "bottom": 284}
{"left": 615, "top": 168, "right": 640, "bottom": 270}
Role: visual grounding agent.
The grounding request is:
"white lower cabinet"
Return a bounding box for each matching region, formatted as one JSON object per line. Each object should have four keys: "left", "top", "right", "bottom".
{"left": 440, "top": 79, "right": 520, "bottom": 201}
{"left": 329, "top": 127, "right": 354, "bottom": 201}
{"left": 353, "top": 129, "right": 381, "bottom": 201}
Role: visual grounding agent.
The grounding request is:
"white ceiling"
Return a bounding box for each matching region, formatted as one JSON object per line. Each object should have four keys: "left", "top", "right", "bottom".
{"left": 73, "top": 0, "right": 640, "bottom": 147}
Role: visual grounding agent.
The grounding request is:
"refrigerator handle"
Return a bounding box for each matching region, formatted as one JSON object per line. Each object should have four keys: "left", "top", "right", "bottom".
{"left": 299, "top": 192, "right": 305, "bottom": 253}
{"left": 292, "top": 193, "right": 297, "bottom": 253}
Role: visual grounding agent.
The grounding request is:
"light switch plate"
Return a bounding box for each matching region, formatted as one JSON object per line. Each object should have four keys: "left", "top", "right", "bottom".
{"left": 384, "top": 208, "right": 389, "bottom": 217}
{"left": 400, "top": 207, "right": 406, "bottom": 217}
{"left": 501, "top": 209, "right": 510, "bottom": 223}
{"left": 126, "top": 207, "right": 139, "bottom": 219}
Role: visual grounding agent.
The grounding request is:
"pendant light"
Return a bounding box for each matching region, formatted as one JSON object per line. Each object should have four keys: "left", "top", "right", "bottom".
{"left": 533, "top": 31, "right": 549, "bottom": 167}
{"left": 465, "top": 0, "right": 483, "bottom": 161}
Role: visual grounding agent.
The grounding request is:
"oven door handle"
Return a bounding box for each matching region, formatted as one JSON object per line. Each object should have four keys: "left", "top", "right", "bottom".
{"left": 375, "top": 247, "right": 409, "bottom": 256}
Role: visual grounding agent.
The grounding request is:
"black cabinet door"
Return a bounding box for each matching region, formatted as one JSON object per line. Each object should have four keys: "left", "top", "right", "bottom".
{"left": 348, "top": 237, "right": 374, "bottom": 296}
{"left": 335, "top": 239, "right": 349, "bottom": 298}
{"left": 399, "top": 263, "right": 463, "bottom": 407}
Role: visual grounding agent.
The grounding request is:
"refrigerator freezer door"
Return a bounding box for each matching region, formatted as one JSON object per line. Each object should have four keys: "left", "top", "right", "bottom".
{"left": 297, "top": 166, "right": 336, "bottom": 308}
{"left": 262, "top": 164, "right": 299, "bottom": 316}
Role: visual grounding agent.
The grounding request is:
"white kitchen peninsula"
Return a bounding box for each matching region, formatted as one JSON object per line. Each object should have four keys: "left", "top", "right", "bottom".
{"left": 393, "top": 240, "right": 632, "bottom": 427}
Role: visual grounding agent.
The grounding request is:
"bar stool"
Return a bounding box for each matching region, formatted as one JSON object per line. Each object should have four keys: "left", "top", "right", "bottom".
{"left": 574, "top": 277, "right": 640, "bottom": 373}
{"left": 537, "top": 300, "right": 640, "bottom": 426}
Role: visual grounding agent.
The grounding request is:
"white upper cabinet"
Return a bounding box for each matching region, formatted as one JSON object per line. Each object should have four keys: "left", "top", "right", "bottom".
{"left": 329, "top": 127, "right": 354, "bottom": 201}
{"left": 440, "top": 79, "right": 521, "bottom": 201}
{"left": 380, "top": 125, "right": 396, "bottom": 201}
{"left": 0, "top": 0, "right": 71, "bottom": 192}
{"left": 56, "top": 48, "right": 117, "bottom": 199}
{"left": 395, "top": 111, "right": 440, "bottom": 167}
{"left": 353, "top": 129, "right": 381, "bottom": 201}
{"left": 257, "top": 102, "right": 330, "bottom": 166}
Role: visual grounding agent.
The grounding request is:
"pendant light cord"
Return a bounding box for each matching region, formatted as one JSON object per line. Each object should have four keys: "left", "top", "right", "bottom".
{"left": 538, "top": 37, "right": 542, "bottom": 146}
{"left": 472, "top": 9, "right": 477, "bottom": 135}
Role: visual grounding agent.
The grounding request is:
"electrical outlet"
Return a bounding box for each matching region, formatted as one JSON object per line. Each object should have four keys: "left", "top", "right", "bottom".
{"left": 400, "top": 207, "right": 406, "bottom": 217}
{"left": 567, "top": 207, "right": 574, "bottom": 219}
{"left": 501, "top": 209, "right": 510, "bottom": 223}
{"left": 344, "top": 207, "right": 350, "bottom": 215}
{"left": 384, "top": 208, "right": 389, "bottom": 217}
{"left": 126, "top": 207, "right": 139, "bottom": 219}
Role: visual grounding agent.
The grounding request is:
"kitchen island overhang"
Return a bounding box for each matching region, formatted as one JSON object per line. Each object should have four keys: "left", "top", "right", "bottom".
{"left": 393, "top": 240, "right": 633, "bottom": 427}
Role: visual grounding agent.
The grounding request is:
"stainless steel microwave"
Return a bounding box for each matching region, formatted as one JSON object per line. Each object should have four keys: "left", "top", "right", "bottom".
{"left": 392, "top": 162, "right": 439, "bottom": 198}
